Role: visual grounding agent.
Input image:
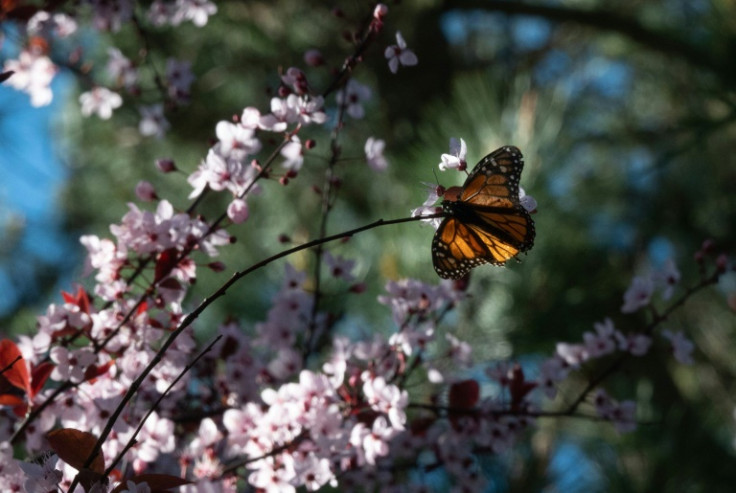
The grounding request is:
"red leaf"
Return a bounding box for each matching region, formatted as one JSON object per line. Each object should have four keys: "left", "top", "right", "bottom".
{"left": 0, "top": 339, "right": 30, "bottom": 394}
{"left": 30, "top": 362, "right": 54, "bottom": 398}
{"left": 508, "top": 364, "right": 537, "bottom": 412}
{"left": 0, "top": 372, "right": 27, "bottom": 416}
{"left": 0, "top": 394, "right": 25, "bottom": 406}
{"left": 47, "top": 428, "right": 105, "bottom": 474}
{"left": 158, "top": 277, "right": 182, "bottom": 291}
{"left": 74, "top": 286, "right": 91, "bottom": 314}
{"left": 50, "top": 325, "right": 79, "bottom": 340}
{"left": 83, "top": 360, "right": 114, "bottom": 383}
{"left": 61, "top": 286, "right": 90, "bottom": 310}
{"left": 154, "top": 249, "right": 180, "bottom": 283}
{"left": 110, "top": 474, "right": 192, "bottom": 493}
{"left": 448, "top": 379, "right": 480, "bottom": 410}
{"left": 62, "top": 290, "right": 75, "bottom": 305}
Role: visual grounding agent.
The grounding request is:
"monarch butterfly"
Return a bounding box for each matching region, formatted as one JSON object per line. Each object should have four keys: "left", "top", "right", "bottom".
{"left": 432, "top": 146, "right": 535, "bottom": 280}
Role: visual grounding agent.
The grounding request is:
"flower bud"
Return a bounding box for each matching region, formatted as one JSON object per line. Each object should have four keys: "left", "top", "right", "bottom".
{"left": 304, "top": 49, "right": 324, "bottom": 67}
{"left": 155, "top": 158, "right": 177, "bottom": 173}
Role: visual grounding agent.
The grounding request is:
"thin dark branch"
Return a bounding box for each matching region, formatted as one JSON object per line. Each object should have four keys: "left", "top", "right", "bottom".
{"left": 321, "top": 12, "right": 381, "bottom": 98}
{"left": 564, "top": 268, "right": 722, "bottom": 414}
{"left": 0, "top": 355, "right": 22, "bottom": 377}
{"left": 13, "top": 143, "right": 289, "bottom": 445}
{"left": 71, "top": 212, "right": 442, "bottom": 483}
{"left": 303, "top": 81, "right": 350, "bottom": 364}
{"left": 10, "top": 380, "right": 80, "bottom": 445}
{"left": 219, "top": 431, "right": 308, "bottom": 476}
{"left": 102, "top": 335, "right": 222, "bottom": 478}
{"left": 408, "top": 402, "right": 604, "bottom": 422}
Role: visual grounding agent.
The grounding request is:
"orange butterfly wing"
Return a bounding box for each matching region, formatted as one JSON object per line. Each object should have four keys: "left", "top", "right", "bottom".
{"left": 432, "top": 146, "right": 535, "bottom": 280}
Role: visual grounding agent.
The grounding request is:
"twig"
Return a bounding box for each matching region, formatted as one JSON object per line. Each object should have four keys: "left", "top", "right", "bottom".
{"left": 103, "top": 335, "right": 223, "bottom": 477}
{"left": 563, "top": 268, "right": 722, "bottom": 415}
{"left": 71, "top": 212, "right": 442, "bottom": 486}
{"left": 302, "top": 78, "right": 351, "bottom": 364}
{"left": 0, "top": 355, "right": 22, "bottom": 377}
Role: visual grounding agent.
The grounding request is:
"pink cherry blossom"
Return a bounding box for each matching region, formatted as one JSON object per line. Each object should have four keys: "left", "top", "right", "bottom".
{"left": 50, "top": 346, "right": 96, "bottom": 383}
{"left": 373, "top": 4, "right": 388, "bottom": 22}
{"left": 17, "top": 453, "right": 62, "bottom": 493}
{"left": 147, "top": 0, "right": 177, "bottom": 26}
{"left": 175, "top": 0, "right": 218, "bottom": 27}
{"left": 538, "top": 355, "right": 570, "bottom": 399}
{"left": 519, "top": 186, "right": 538, "bottom": 212}
{"left": 135, "top": 180, "right": 157, "bottom": 201}
{"left": 27, "top": 11, "right": 78, "bottom": 38}
{"left": 79, "top": 87, "right": 123, "bottom": 119}
{"left": 293, "top": 455, "right": 333, "bottom": 490}
{"left": 240, "top": 106, "right": 261, "bottom": 128}
{"left": 610, "top": 400, "right": 638, "bottom": 433}
{"left": 323, "top": 252, "right": 356, "bottom": 281}
{"left": 351, "top": 417, "right": 397, "bottom": 466}
{"left": 138, "top": 104, "right": 170, "bottom": 138}
{"left": 362, "top": 376, "right": 408, "bottom": 429}
{"left": 439, "top": 137, "right": 467, "bottom": 171}
{"left": 88, "top": 0, "right": 133, "bottom": 31}
{"left": 289, "top": 94, "right": 327, "bottom": 125}
{"left": 384, "top": 31, "right": 418, "bottom": 73}
{"left": 136, "top": 412, "right": 176, "bottom": 462}
{"left": 281, "top": 136, "right": 304, "bottom": 170}
{"left": 281, "top": 67, "right": 309, "bottom": 94}
{"left": 388, "top": 321, "right": 434, "bottom": 356}
{"left": 615, "top": 331, "right": 652, "bottom": 356}
{"left": 267, "top": 347, "right": 303, "bottom": 380}
{"left": 583, "top": 318, "right": 619, "bottom": 358}
{"left": 16, "top": 332, "right": 51, "bottom": 365}
{"left": 303, "top": 49, "right": 325, "bottom": 67}
{"left": 556, "top": 342, "right": 588, "bottom": 367}
{"left": 653, "top": 258, "right": 681, "bottom": 300}
{"left": 107, "top": 48, "right": 138, "bottom": 89}
{"left": 165, "top": 58, "right": 195, "bottom": 102}
{"left": 188, "top": 149, "right": 260, "bottom": 198}
{"left": 337, "top": 79, "right": 372, "bottom": 119}
{"left": 621, "top": 275, "right": 654, "bottom": 313}
{"left": 2, "top": 50, "right": 57, "bottom": 106}
{"left": 259, "top": 97, "right": 297, "bottom": 132}
{"left": 215, "top": 120, "right": 261, "bottom": 159}
{"left": 445, "top": 333, "right": 472, "bottom": 367}
{"left": 227, "top": 198, "right": 250, "bottom": 223}
{"left": 410, "top": 184, "right": 443, "bottom": 228}
{"left": 662, "top": 329, "right": 694, "bottom": 364}
{"left": 365, "top": 137, "right": 388, "bottom": 171}
{"left": 378, "top": 278, "right": 465, "bottom": 325}
{"left": 248, "top": 458, "right": 296, "bottom": 493}
{"left": 594, "top": 390, "right": 637, "bottom": 433}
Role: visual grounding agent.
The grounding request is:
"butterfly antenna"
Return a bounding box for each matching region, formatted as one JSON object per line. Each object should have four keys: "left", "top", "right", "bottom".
{"left": 432, "top": 168, "right": 440, "bottom": 186}
{"left": 431, "top": 168, "right": 447, "bottom": 198}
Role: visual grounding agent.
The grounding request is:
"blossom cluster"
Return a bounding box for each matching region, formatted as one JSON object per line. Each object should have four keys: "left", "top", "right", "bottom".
{"left": 2, "top": 1, "right": 214, "bottom": 123}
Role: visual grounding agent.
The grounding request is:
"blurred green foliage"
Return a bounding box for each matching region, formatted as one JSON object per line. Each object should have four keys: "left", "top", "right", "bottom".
{"left": 2, "top": 0, "right": 736, "bottom": 491}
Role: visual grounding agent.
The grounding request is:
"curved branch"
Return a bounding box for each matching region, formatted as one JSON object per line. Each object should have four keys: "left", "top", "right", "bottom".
{"left": 70, "top": 212, "right": 442, "bottom": 488}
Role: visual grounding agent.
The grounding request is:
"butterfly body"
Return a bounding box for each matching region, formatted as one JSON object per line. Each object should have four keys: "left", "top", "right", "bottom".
{"left": 432, "top": 146, "right": 535, "bottom": 280}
